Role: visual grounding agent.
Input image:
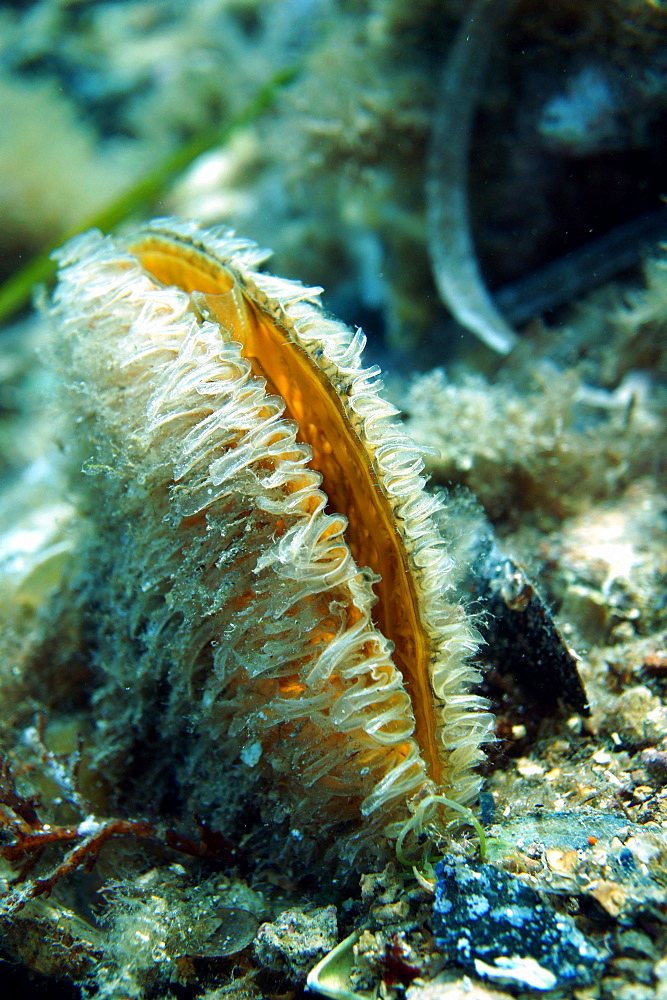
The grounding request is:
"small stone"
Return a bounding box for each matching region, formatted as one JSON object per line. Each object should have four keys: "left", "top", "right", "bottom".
{"left": 371, "top": 899, "right": 410, "bottom": 925}
{"left": 602, "top": 686, "right": 667, "bottom": 750}
{"left": 605, "top": 983, "right": 657, "bottom": 1000}
{"left": 654, "top": 955, "right": 667, "bottom": 996}
{"left": 612, "top": 957, "right": 655, "bottom": 984}
{"left": 641, "top": 749, "right": 667, "bottom": 785}
{"left": 545, "top": 849, "right": 579, "bottom": 876}
{"left": 616, "top": 929, "right": 658, "bottom": 960}
{"left": 360, "top": 867, "right": 402, "bottom": 906}
{"left": 643, "top": 651, "right": 667, "bottom": 677}
{"left": 501, "top": 852, "right": 543, "bottom": 876}
{"left": 516, "top": 758, "right": 545, "bottom": 778}
{"left": 588, "top": 880, "right": 628, "bottom": 918}
{"left": 253, "top": 905, "right": 337, "bottom": 982}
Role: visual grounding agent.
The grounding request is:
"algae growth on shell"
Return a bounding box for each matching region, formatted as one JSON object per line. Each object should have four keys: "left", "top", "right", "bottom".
{"left": 44, "top": 218, "right": 492, "bottom": 855}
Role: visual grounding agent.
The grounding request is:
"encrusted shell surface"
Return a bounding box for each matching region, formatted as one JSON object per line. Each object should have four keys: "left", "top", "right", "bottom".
{"left": 48, "top": 219, "right": 492, "bottom": 852}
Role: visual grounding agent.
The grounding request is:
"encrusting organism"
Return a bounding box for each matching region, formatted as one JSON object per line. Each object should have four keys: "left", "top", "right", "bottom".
{"left": 46, "top": 218, "right": 493, "bottom": 859}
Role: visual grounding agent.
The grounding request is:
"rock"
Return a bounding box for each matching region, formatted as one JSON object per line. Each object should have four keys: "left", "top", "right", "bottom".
{"left": 431, "top": 854, "right": 606, "bottom": 991}
{"left": 253, "top": 905, "right": 337, "bottom": 982}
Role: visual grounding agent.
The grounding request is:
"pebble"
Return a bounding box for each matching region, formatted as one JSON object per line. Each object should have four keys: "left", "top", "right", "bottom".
{"left": 253, "top": 905, "right": 337, "bottom": 982}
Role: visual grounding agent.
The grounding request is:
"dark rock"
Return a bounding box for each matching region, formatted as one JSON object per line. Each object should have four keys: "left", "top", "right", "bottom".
{"left": 432, "top": 854, "right": 606, "bottom": 990}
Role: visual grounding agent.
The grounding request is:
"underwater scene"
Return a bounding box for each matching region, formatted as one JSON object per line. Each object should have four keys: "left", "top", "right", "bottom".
{"left": 0, "top": 1, "right": 666, "bottom": 998}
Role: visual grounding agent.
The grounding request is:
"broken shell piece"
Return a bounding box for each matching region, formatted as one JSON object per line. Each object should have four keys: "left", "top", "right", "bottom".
{"left": 306, "top": 930, "right": 367, "bottom": 1000}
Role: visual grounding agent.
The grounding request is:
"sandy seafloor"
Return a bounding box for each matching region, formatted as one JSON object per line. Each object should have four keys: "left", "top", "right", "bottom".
{"left": 0, "top": 2, "right": 666, "bottom": 998}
